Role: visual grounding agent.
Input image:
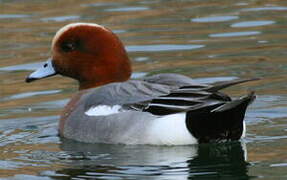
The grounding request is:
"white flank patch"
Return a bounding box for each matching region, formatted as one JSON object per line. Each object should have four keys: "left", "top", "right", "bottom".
{"left": 147, "top": 113, "right": 197, "bottom": 145}
{"left": 85, "top": 105, "right": 122, "bottom": 116}
{"left": 241, "top": 121, "right": 246, "bottom": 138}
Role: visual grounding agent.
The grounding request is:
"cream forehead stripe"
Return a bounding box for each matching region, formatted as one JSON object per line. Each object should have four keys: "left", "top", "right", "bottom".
{"left": 51, "top": 23, "right": 107, "bottom": 48}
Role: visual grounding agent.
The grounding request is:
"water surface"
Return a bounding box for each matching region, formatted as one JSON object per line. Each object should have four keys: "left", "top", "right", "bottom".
{"left": 0, "top": 0, "right": 287, "bottom": 179}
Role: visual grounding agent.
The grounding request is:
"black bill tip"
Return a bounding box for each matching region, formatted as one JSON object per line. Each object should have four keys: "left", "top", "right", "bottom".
{"left": 25, "top": 77, "right": 37, "bottom": 83}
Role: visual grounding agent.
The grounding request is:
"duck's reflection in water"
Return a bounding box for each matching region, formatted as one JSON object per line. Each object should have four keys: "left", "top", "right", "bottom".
{"left": 187, "top": 142, "right": 249, "bottom": 179}
{"left": 53, "top": 140, "right": 248, "bottom": 179}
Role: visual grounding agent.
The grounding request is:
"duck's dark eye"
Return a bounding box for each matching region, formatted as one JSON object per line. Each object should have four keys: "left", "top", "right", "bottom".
{"left": 61, "top": 42, "right": 77, "bottom": 52}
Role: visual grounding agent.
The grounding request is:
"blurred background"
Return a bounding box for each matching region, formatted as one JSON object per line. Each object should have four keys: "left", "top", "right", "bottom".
{"left": 0, "top": 0, "right": 287, "bottom": 179}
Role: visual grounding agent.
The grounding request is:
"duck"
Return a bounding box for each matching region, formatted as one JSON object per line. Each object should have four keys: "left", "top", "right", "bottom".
{"left": 26, "top": 23, "right": 257, "bottom": 145}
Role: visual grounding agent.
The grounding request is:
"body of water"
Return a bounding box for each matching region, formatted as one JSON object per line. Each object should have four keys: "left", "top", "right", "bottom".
{"left": 0, "top": 0, "right": 287, "bottom": 179}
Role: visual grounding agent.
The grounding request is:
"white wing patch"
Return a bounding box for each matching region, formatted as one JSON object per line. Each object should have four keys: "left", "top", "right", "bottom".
{"left": 85, "top": 105, "right": 123, "bottom": 116}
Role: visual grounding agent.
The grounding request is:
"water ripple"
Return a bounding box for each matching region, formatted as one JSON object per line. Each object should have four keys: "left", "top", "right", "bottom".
{"left": 1, "top": 90, "right": 61, "bottom": 101}
{"left": 231, "top": 21, "right": 275, "bottom": 28}
{"left": 191, "top": 16, "right": 238, "bottom": 23}
{"left": 41, "top": 15, "right": 80, "bottom": 22}
{"left": 209, "top": 31, "right": 261, "bottom": 38}
{"left": 0, "top": 62, "right": 45, "bottom": 71}
{"left": 126, "top": 44, "right": 204, "bottom": 52}
{"left": 0, "top": 14, "right": 31, "bottom": 19}
{"left": 270, "top": 163, "right": 287, "bottom": 167}
{"left": 105, "top": 7, "right": 149, "bottom": 12}
{"left": 242, "top": 6, "right": 287, "bottom": 12}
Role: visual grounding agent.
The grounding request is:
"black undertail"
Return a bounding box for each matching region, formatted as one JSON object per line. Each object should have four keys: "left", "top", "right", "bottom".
{"left": 186, "top": 92, "right": 255, "bottom": 143}
{"left": 129, "top": 78, "right": 257, "bottom": 143}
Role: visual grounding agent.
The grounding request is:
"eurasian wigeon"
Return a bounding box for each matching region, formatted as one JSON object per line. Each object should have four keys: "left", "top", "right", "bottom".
{"left": 26, "top": 23, "right": 257, "bottom": 145}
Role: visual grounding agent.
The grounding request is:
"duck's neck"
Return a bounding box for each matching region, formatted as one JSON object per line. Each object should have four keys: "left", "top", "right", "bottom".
{"left": 78, "top": 74, "right": 131, "bottom": 90}
{"left": 78, "top": 60, "right": 132, "bottom": 90}
{"left": 59, "top": 90, "right": 87, "bottom": 136}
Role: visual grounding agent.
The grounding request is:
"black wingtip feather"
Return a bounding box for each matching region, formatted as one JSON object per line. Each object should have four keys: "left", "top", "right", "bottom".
{"left": 206, "top": 78, "right": 260, "bottom": 92}
{"left": 212, "top": 91, "right": 255, "bottom": 112}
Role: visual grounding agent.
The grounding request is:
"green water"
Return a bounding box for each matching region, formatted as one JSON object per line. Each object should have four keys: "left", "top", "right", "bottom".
{"left": 0, "top": 0, "right": 287, "bottom": 179}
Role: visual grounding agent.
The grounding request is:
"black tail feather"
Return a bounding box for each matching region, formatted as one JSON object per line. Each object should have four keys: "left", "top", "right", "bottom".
{"left": 186, "top": 92, "right": 256, "bottom": 143}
